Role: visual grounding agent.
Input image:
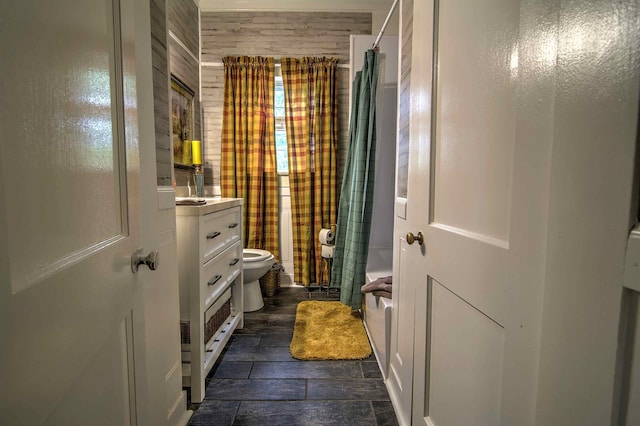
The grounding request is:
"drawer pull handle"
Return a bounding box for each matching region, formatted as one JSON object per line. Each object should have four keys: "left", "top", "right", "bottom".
{"left": 228, "top": 223, "right": 239, "bottom": 229}
{"left": 207, "top": 274, "right": 223, "bottom": 286}
{"left": 229, "top": 258, "right": 240, "bottom": 266}
{"left": 206, "top": 231, "right": 221, "bottom": 240}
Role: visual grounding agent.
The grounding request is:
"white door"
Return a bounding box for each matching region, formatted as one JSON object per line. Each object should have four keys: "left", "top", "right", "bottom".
{"left": 391, "top": 0, "right": 552, "bottom": 424}
{"left": 0, "top": 0, "right": 151, "bottom": 424}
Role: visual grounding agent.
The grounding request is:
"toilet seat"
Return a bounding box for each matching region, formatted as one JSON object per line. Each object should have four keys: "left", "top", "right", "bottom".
{"left": 243, "top": 248, "right": 274, "bottom": 263}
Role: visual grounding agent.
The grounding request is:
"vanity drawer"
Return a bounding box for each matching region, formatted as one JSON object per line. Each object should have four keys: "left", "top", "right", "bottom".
{"left": 199, "top": 207, "right": 241, "bottom": 264}
{"left": 201, "top": 241, "right": 242, "bottom": 310}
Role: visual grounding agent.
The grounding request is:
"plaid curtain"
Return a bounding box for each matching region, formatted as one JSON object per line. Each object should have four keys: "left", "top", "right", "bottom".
{"left": 330, "top": 50, "right": 379, "bottom": 309}
{"left": 221, "top": 56, "right": 279, "bottom": 261}
{"left": 281, "top": 57, "right": 338, "bottom": 285}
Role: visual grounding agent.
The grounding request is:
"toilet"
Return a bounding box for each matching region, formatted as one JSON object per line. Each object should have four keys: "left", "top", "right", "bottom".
{"left": 242, "top": 248, "right": 275, "bottom": 312}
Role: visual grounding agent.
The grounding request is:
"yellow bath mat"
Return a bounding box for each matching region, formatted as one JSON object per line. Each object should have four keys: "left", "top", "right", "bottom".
{"left": 290, "top": 301, "right": 372, "bottom": 360}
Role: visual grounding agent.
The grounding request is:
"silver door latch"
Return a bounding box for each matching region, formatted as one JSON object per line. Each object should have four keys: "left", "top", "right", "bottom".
{"left": 623, "top": 223, "right": 640, "bottom": 292}
{"left": 131, "top": 249, "right": 159, "bottom": 273}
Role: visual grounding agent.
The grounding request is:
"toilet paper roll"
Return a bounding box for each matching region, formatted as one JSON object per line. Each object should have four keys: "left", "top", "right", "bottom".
{"left": 319, "top": 228, "right": 335, "bottom": 245}
{"left": 321, "top": 244, "right": 335, "bottom": 258}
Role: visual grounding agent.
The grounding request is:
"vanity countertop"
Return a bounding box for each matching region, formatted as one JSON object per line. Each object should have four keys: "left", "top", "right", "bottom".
{"left": 175, "top": 197, "right": 243, "bottom": 216}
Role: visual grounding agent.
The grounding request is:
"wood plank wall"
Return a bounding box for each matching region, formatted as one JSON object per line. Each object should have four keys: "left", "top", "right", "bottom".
{"left": 167, "top": 0, "right": 202, "bottom": 188}
{"left": 151, "top": 0, "right": 171, "bottom": 186}
{"left": 200, "top": 12, "right": 372, "bottom": 188}
{"left": 396, "top": 0, "right": 413, "bottom": 197}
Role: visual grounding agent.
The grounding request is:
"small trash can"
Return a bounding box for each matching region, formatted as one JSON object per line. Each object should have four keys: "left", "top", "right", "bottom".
{"left": 260, "top": 263, "right": 282, "bottom": 297}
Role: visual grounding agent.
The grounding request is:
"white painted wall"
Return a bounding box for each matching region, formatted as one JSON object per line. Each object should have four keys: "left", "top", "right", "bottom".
{"left": 278, "top": 184, "right": 295, "bottom": 286}
{"left": 534, "top": 1, "right": 639, "bottom": 423}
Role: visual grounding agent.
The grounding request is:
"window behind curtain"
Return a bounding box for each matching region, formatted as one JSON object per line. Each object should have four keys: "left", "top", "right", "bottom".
{"left": 274, "top": 73, "right": 288, "bottom": 174}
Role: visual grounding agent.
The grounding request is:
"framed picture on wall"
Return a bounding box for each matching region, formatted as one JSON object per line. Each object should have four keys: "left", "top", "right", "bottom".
{"left": 171, "top": 76, "right": 195, "bottom": 167}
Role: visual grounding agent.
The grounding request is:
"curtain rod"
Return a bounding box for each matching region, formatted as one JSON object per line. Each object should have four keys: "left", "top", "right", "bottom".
{"left": 372, "top": 0, "right": 399, "bottom": 49}
{"left": 202, "top": 61, "right": 350, "bottom": 69}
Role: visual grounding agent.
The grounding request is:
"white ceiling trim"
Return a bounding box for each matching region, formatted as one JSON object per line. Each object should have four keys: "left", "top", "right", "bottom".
{"left": 196, "top": 0, "right": 393, "bottom": 13}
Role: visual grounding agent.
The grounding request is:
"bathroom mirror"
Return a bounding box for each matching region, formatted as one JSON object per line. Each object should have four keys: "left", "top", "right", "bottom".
{"left": 171, "top": 75, "right": 195, "bottom": 167}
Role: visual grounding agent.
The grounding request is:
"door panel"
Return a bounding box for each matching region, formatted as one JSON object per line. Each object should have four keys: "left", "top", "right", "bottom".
{"left": 394, "top": 243, "right": 415, "bottom": 374}
{"left": 44, "top": 317, "right": 135, "bottom": 426}
{"left": 427, "top": 226, "right": 507, "bottom": 325}
{"left": 433, "top": 0, "right": 519, "bottom": 245}
{"left": 388, "top": 240, "right": 415, "bottom": 424}
{"left": 5, "top": 0, "right": 128, "bottom": 295}
{"left": 428, "top": 279, "right": 505, "bottom": 426}
{"left": 0, "top": 0, "right": 143, "bottom": 424}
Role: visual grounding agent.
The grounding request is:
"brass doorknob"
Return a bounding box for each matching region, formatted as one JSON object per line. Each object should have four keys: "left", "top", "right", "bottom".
{"left": 406, "top": 231, "right": 424, "bottom": 246}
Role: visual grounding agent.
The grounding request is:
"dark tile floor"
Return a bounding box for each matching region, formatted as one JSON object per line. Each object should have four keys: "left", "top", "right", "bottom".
{"left": 187, "top": 287, "right": 398, "bottom": 426}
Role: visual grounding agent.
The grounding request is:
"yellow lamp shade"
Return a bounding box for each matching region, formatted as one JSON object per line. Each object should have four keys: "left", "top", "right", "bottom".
{"left": 192, "top": 140, "right": 202, "bottom": 164}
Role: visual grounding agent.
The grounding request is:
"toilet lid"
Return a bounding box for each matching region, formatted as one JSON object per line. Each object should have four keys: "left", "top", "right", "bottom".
{"left": 243, "top": 248, "right": 274, "bottom": 263}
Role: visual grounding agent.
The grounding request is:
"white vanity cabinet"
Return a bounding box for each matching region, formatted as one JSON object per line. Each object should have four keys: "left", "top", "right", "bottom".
{"left": 176, "top": 198, "right": 243, "bottom": 403}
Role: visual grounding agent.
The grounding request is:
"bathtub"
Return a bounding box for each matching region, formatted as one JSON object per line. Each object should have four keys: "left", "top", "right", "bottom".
{"left": 363, "top": 247, "right": 393, "bottom": 378}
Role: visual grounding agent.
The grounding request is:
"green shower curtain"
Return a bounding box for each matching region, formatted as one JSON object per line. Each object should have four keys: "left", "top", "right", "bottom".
{"left": 330, "top": 50, "right": 379, "bottom": 309}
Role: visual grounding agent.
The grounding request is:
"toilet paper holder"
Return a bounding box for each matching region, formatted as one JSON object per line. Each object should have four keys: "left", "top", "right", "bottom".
{"left": 321, "top": 244, "right": 335, "bottom": 259}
